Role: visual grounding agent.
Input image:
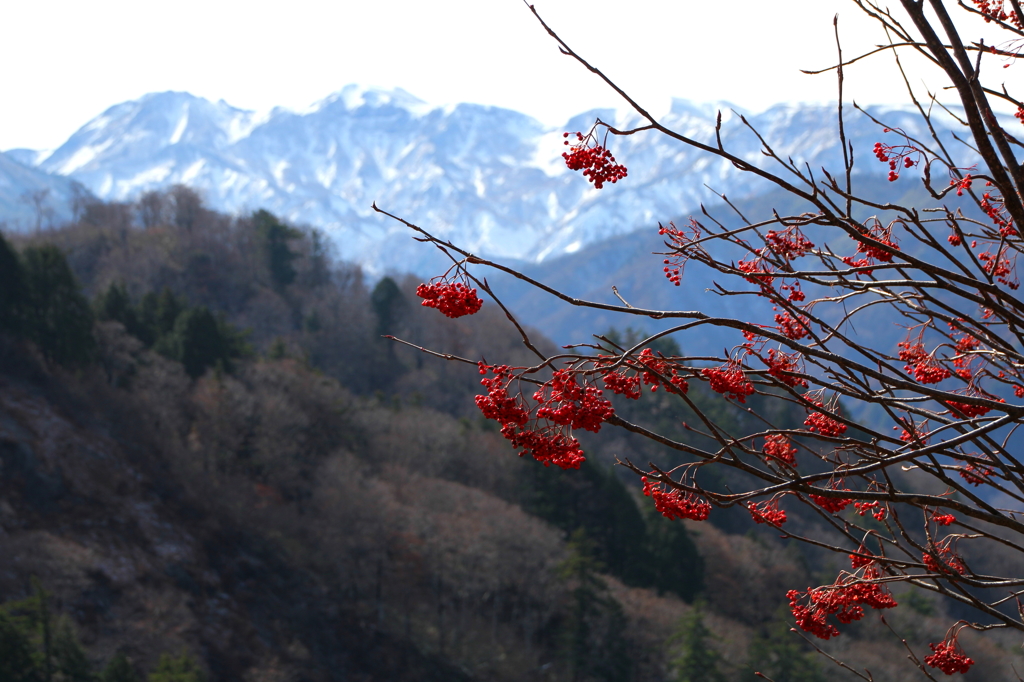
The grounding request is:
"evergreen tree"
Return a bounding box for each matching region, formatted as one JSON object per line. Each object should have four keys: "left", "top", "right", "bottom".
{"left": 643, "top": 506, "right": 704, "bottom": 603}
{"left": 369, "top": 276, "right": 407, "bottom": 386}
{"left": 0, "top": 579, "right": 64, "bottom": 682}
{"left": 301, "top": 229, "right": 332, "bottom": 288}
{"left": 370, "top": 277, "right": 406, "bottom": 338}
{"left": 157, "top": 306, "right": 239, "bottom": 379}
{"left": 252, "top": 210, "right": 301, "bottom": 291}
{"left": 31, "top": 578, "right": 53, "bottom": 682}
{"left": 519, "top": 458, "right": 702, "bottom": 601}
{"left": 0, "top": 611, "right": 39, "bottom": 682}
{"left": 50, "top": 617, "right": 93, "bottom": 682}
{"left": 558, "top": 530, "right": 631, "bottom": 682}
{"left": 267, "top": 337, "right": 288, "bottom": 360}
{"left": 0, "top": 231, "right": 28, "bottom": 335}
{"left": 147, "top": 652, "right": 203, "bottom": 682}
{"left": 137, "top": 289, "right": 185, "bottom": 347}
{"left": 22, "top": 244, "right": 95, "bottom": 366}
{"left": 95, "top": 282, "right": 145, "bottom": 340}
{"left": 668, "top": 604, "right": 726, "bottom": 682}
{"left": 747, "top": 615, "right": 824, "bottom": 682}
{"left": 521, "top": 462, "right": 642, "bottom": 572}
{"left": 99, "top": 655, "right": 139, "bottom": 682}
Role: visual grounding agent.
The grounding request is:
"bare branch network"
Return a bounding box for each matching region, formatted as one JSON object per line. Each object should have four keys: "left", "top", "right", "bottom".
{"left": 377, "top": 0, "right": 1024, "bottom": 677}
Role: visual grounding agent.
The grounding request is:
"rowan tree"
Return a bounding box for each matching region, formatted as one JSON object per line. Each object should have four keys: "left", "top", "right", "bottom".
{"left": 377, "top": 0, "right": 1024, "bottom": 678}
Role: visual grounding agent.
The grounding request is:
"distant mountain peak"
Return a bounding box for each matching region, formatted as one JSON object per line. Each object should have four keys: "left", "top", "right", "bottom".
{"left": 668, "top": 98, "right": 745, "bottom": 119}
{"left": 0, "top": 90, "right": 988, "bottom": 277}
{"left": 306, "top": 85, "right": 434, "bottom": 116}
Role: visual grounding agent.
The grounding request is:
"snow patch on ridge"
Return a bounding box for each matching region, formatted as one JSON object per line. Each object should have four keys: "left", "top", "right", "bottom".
{"left": 169, "top": 107, "right": 189, "bottom": 145}
{"left": 124, "top": 162, "right": 174, "bottom": 188}
{"left": 57, "top": 139, "right": 113, "bottom": 174}
{"left": 181, "top": 160, "right": 206, "bottom": 184}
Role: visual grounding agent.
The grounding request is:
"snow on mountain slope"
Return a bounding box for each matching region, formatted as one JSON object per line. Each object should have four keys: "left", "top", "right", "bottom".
{"left": 13, "top": 86, "right": 979, "bottom": 274}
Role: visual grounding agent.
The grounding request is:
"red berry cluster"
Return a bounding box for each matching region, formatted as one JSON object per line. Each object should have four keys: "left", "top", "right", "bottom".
{"left": 909, "top": 355, "right": 952, "bottom": 384}
{"left": 978, "top": 190, "right": 1018, "bottom": 236}
{"left": 977, "top": 247, "right": 1018, "bottom": 287}
{"left": 764, "top": 226, "right": 815, "bottom": 261}
{"left": 476, "top": 363, "right": 530, "bottom": 426}
{"left": 959, "top": 463, "right": 994, "bottom": 486}
{"left": 840, "top": 256, "right": 874, "bottom": 276}
{"left": 788, "top": 590, "right": 841, "bottom": 640}
{"left": 475, "top": 364, "right": 597, "bottom": 470}
{"left": 873, "top": 140, "right": 918, "bottom": 181}
{"left": 970, "top": 0, "right": 1022, "bottom": 28}
{"left": 763, "top": 349, "right": 807, "bottom": 388}
{"left": 945, "top": 397, "right": 1002, "bottom": 418}
{"left": 898, "top": 422, "right": 931, "bottom": 447}
{"left": 533, "top": 370, "right": 614, "bottom": 433}
{"left": 808, "top": 489, "right": 853, "bottom": 513}
{"left": 562, "top": 132, "right": 627, "bottom": 189}
{"left": 1017, "top": 105, "right": 1024, "bottom": 125}
{"left": 804, "top": 402, "right": 847, "bottom": 437}
{"left": 923, "top": 540, "right": 966, "bottom": 575}
{"left": 897, "top": 333, "right": 950, "bottom": 382}
{"left": 925, "top": 639, "right": 975, "bottom": 675}
{"left": 637, "top": 348, "right": 688, "bottom": 393}
{"left": 748, "top": 498, "right": 787, "bottom": 525}
{"left": 598, "top": 348, "right": 688, "bottom": 398}
{"left": 701, "top": 363, "right": 755, "bottom": 403}
{"left": 641, "top": 477, "right": 711, "bottom": 521}
{"left": 658, "top": 219, "right": 701, "bottom": 287}
{"left": 774, "top": 312, "right": 810, "bottom": 340}
{"left": 849, "top": 546, "right": 874, "bottom": 569}
{"left": 763, "top": 433, "right": 797, "bottom": 465}
{"left": 932, "top": 512, "right": 957, "bottom": 526}
{"left": 416, "top": 280, "right": 483, "bottom": 318}
{"left": 504, "top": 429, "right": 586, "bottom": 470}
{"left": 953, "top": 334, "right": 980, "bottom": 365}
{"left": 853, "top": 500, "right": 887, "bottom": 521}
{"left": 855, "top": 219, "right": 899, "bottom": 262}
{"left": 898, "top": 339, "right": 927, "bottom": 365}
{"left": 788, "top": 567, "right": 898, "bottom": 640}
{"left": 661, "top": 261, "right": 682, "bottom": 286}
{"left": 601, "top": 369, "right": 642, "bottom": 399}
{"left": 737, "top": 257, "right": 775, "bottom": 290}
{"left": 949, "top": 173, "right": 973, "bottom": 197}
{"left": 781, "top": 282, "right": 805, "bottom": 302}
{"left": 948, "top": 227, "right": 963, "bottom": 246}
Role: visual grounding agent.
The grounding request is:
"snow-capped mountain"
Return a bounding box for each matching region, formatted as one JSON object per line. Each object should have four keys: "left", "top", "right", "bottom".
{"left": 6, "top": 86, "right": 976, "bottom": 274}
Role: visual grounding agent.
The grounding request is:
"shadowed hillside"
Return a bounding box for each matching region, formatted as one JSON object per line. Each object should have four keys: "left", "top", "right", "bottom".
{"left": 1, "top": 190, "right": 1020, "bottom": 681}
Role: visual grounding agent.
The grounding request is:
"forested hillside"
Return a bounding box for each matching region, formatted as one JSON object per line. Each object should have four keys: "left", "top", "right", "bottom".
{"left": 1, "top": 187, "right": 1019, "bottom": 681}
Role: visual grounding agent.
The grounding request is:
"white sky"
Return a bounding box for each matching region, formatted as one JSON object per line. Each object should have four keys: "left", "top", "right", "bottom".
{"left": 0, "top": 0, "right": 1004, "bottom": 151}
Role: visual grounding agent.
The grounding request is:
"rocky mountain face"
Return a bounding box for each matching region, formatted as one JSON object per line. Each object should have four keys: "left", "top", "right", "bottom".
{"left": 2, "top": 87, "right": 976, "bottom": 275}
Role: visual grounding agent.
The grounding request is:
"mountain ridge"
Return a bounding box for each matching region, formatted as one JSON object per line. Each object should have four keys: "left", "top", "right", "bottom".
{"left": 1, "top": 86, "right": 980, "bottom": 275}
